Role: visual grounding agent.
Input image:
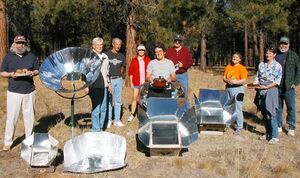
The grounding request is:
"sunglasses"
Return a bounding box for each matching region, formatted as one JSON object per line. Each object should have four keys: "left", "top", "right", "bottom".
{"left": 138, "top": 49, "right": 145, "bottom": 51}
{"left": 16, "top": 42, "right": 26, "bottom": 44}
{"left": 280, "top": 42, "right": 289, "bottom": 45}
{"left": 174, "top": 40, "right": 182, "bottom": 43}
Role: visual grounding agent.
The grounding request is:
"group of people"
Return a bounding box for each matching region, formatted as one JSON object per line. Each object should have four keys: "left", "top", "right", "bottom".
{"left": 1, "top": 34, "right": 298, "bottom": 151}
{"left": 0, "top": 34, "right": 194, "bottom": 151}
{"left": 223, "top": 36, "right": 300, "bottom": 144}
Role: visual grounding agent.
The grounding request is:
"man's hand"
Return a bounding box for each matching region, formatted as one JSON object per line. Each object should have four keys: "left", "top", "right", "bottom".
{"left": 108, "top": 83, "right": 112, "bottom": 93}
{"left": 84, "top": 87, "right": 89, "bottom": 94}
{"left": 178, "top": 61, "right": 183, "bottom": 68}
{"left": 10, "top": 72, "right": 17, "bottom": 78}
{"left": 258, "top": 85, "right": 268, "bottom": 89}
{"left": 29, "top": 71, "right": 35, "bottom": 77}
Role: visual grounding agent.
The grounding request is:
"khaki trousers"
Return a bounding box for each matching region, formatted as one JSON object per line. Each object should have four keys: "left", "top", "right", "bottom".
{"left": 4, "top": 90, "right": 36, "bottom": 146}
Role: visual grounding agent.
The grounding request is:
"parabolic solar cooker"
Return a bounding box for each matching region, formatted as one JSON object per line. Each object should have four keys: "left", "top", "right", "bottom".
{"left": 38, "top": 47, "right": 126, "bottom": 173}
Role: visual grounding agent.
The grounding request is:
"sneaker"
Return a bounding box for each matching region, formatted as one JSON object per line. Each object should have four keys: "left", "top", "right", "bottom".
{"left": 259, "top": 134, "right": 268, "bottom": 140}
{"left": 268, "top": 138, "right": 279, "bottom": 144}
{"left": 278, "top": 127, "right": 282, "bottom": 133}
{"left": 114, "top": 121, "right": 124, "bottom": 127}
{"left": 287, "top": 129, "right": 295, "bottom": 137}
{"left": 234, "top": 129, "right": 241, "bottom": 135}
{"left": 128, "top": 114, "right": 134, "bottom": 122}
{"left": 107, "top": 120, "right": 112, "bottom": 128}
{"left": 2, "top": 145, "right": 10, "bottom": 151}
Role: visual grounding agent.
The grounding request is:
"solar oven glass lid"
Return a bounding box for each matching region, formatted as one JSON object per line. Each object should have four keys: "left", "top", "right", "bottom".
{"left": 198, "top": 89, "right": 228, "bottom": 105}
{"left": 147, "top": 98, "right": 178, "bottom": 117}
{"left": 39, "top": 47, "right": 101, "bottom": 93}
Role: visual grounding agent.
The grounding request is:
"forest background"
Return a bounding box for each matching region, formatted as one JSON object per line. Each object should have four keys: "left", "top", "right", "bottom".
{"left": 0, "top": 0, "right": 300, "bottom": 76}
{"left": 0, "top": 1, "right": 300, "bottom": 177}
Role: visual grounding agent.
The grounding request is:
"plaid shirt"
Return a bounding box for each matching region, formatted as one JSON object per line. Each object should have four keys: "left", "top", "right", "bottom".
{"left": 282, "top": 50, "right": 300, "bottom": 88}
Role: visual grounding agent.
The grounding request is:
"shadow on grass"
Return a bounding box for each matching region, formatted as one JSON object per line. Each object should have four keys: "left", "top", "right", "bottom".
{"left": 35, "top": 113, "right": 65, "bottom": 133}
{"left": 243, "top": 111, "right": 264, "bottom": 135}
{"left": 64, "top": 113, "right": 91, "bottom": 129}
{"left": 11, "top": 113, "right": 65, "bottom": 149}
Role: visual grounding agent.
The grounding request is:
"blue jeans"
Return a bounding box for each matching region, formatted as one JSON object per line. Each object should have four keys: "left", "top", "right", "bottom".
{"left": 89, "top": 87, "right": 108, "bottom": 132}
{"left": 108, "top": 77, "right": 123, "bottom": 122}
{"left": 176, "top": 72, "right": 190, "bottom": 109}
{"left": 263, "top": 111, "right": 279, "bottom": 139}
{"left": 277, "top": 88, "right": 296, "bottom": 129}
{"left": 227, "top": 86, "right": 244, "bottom": 130}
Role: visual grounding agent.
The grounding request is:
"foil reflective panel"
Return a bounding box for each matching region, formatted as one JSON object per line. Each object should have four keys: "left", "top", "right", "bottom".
{"left": 147, "top": 98, "right": 180, "bottom": 120}
{"left": 39, "top": 47, "right": 101, "bottom": 93}
{"left": 179, "top": 107, "right": 199, "bottom": 146}
{"left": 137, "top": 82, "right": 198, "bottom": 151}
{"left": 21, "top": 133, "right": 59, "bottom": 167}
{"left": 64, "top": 132, "right": 126, "bottom": 173}
{"left": 195, "top": 89, "right": 235, "bottom": 125}
{"left": 197, "top": 88, "right": 228, "bottom": 106}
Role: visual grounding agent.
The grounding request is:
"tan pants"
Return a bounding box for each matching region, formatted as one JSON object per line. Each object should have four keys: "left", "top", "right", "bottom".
{"left": 4, "top": 90, "right": 36, "bottom": 146}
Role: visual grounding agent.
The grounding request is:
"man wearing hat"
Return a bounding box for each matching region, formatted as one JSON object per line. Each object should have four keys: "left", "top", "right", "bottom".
{"left": 0, "top": 35, "right": 39, "bottom": 151}
{"left": 275, "top": 36, "right": 300, "bottom": 137}
{"left": 166, "top": 34, "right": 193, "bottom": 109}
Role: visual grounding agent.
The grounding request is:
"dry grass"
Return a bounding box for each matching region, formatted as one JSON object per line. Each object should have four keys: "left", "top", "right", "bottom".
{"left": 0, "top": 69, "right": 300, "bottom": 178}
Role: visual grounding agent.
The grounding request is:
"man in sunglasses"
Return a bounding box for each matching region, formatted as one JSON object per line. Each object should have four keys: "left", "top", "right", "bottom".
{"left": 275, "top": 36, "right": 300, "bottom": 137}
{"left": 0, "top": 35, "right": 39, "bottom": 151}
{"left": 166, "top": 34, "right": 193, "bottom": 109}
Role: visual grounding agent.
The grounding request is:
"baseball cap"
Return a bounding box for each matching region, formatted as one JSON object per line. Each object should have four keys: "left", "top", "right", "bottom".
{"left": 14, "top": 35, "right": 27, "bottom": 43}
{"left": 137, "top": 44, "right": 146, "bottom": 51}
{"left": 279, "top": 36, "right": 289, "bottom": 44}
{"left": 174, "top": 34, "right": 183, "bottom": 41}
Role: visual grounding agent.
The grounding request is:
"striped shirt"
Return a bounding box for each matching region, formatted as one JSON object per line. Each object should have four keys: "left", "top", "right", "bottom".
{"left": 138, "top": 58, "right": 145, "bottom": 85}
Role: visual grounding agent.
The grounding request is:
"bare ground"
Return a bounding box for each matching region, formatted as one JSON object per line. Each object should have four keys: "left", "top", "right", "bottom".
{"left": 0, "top": 69, "right": 299, "bottom": 178}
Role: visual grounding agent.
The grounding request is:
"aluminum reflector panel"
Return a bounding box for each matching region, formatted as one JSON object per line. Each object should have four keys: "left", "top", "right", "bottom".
{"left": 64, "top": 132, "right": 126, "bottom": 173}
{"left": 39, "top": 47, "right": 101, "bottom": 93}
{"left": 147, "top": 98, "right": 182, "bottom": 120}
{"left": 195, "top": 89, "right": 235, "bottom": 125}
{"left": 137, "top": 97, "right": 198, "bottom": 150}
{"left": 21, "top": 133, "right": 59, "bottom": 167}
{"left": 197, "top": 88, "right": 228, "bottom": 106}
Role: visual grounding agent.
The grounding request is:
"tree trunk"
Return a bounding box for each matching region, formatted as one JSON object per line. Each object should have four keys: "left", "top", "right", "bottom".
{"left": 0, "top": 0, "right": 7, "bottom": 62}
{"left": 297, "top": 24, "right": 300, "bottom": 54}
{"left": 259, "top": 30, "right": 264, "bottom": 62}
{"left": 252, "top": 20, "right": 258, "bottom": 66}
{"left": 125, "top": 0, "right": 137, "bottom": 86}
{"left": 244, "top": 23, "right": 248, "bottom": 66}
{"left": 199, "top": 32, "right": 207, "bottom": 72}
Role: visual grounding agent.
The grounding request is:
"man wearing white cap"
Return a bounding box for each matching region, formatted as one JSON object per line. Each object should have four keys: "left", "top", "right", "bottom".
{"left": 127, "top": 44, "right": 151, "bottom": 122}
{"left": 0, "top": 35, "right": 39, "bottom": 151}
{"left": 275, "top": 36, "right": 300, "bottom": 136}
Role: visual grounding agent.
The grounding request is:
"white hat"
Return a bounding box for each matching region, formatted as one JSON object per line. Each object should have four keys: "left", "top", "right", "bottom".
{"left": 137, "top": 44, "right": 146, "bottom": 51}
{"left": 279, "top": 36, "right": 289, "bottom": 44}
